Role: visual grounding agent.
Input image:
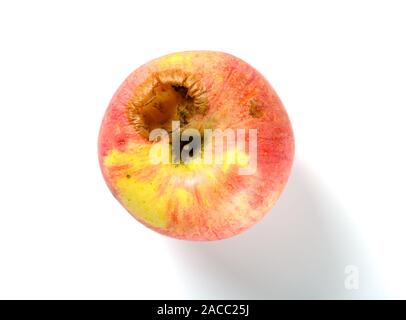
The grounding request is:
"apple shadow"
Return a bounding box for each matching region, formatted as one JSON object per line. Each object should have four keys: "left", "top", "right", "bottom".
{"left": 166, "top": 161, "right": 383, "bottom": 299}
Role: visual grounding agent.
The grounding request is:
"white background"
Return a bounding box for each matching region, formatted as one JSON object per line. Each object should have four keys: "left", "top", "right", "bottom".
{"left": 0, "top": 0, "right": 405, "bottom": 299}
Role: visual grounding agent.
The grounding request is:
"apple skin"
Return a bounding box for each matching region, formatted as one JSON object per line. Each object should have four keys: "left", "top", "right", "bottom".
{"left": 98, "top": 51, "right": 294, "bottom": 240}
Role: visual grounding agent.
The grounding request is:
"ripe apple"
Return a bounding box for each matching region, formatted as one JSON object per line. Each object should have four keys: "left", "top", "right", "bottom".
{"left": 98, "top": 51, "right": 294, "bottom": 240}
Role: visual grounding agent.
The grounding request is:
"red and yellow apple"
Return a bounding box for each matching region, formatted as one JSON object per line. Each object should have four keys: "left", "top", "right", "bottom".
{"left": 98, "top": 51, "right": 294, "bottom": 240}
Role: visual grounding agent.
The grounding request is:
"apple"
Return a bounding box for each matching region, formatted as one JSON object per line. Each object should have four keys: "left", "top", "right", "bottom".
{"left": 98, "top": 51, "right": 294, "bottom": 240}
